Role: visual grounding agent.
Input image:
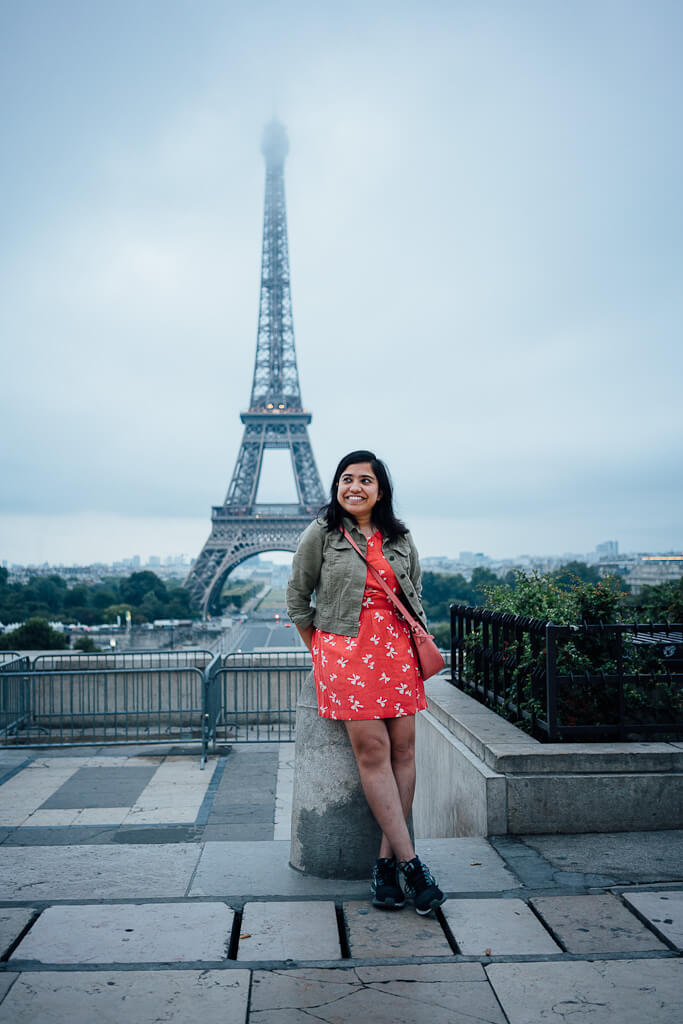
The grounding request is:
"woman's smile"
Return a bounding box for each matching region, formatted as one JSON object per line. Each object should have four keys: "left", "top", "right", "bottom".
{"left": 337, "top": 463, "right": 382, "bottom": 524}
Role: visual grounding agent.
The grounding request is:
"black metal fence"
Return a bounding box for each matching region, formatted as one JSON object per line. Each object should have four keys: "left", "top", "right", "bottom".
{"left": 450, "top": 604, "right": 683, "bottom": 742}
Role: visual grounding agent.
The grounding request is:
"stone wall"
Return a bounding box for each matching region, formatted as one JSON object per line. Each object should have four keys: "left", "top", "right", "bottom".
{"left": 414, "top": 676, "right": 683, "bottom": 837}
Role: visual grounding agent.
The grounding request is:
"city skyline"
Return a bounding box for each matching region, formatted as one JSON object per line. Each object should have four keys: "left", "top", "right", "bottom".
{"left": 2, "top": 2, "right": 682, "bottom": 567}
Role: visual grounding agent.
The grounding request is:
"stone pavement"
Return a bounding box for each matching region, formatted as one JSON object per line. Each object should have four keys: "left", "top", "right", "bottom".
{"left": 0, "top": 744, "right": 681, "bottom": 1022}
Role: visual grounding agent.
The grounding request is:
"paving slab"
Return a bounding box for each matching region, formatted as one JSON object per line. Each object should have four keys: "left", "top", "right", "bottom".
{"left": 0, "top": 975, "right": 18, "bottom": 1003}
{"left": 203, "top": 823, "right": 275, "bottom": 841}
{"left": 344, "top": 900, "right": 453, "bottom": 958}
{"left": 442, "top": 898, "right": 560, "bottom": 956}
{"left": 623, "top": 890, "right": 683, "bottom": 950}
{"left": 0, "top": 907, "right": 36, "bottom": 957}
{"left": 250, "top": 963, "right": 506, "bottom": 1023}
{"left": 190, "top": 841, "right": 369, "bottom": 898}
{"left": 518, "top": 830, "right": 683, "bottom": 883}
{"left": 0, "top": 969, "right": 250, "bottom": 1024}
{"left": 416, "top": 838, "right": 522, "bottom": 892}
{"left": 531, "top": 893, "right": 669, "bottom": 953}
{"left": 486, "top": 958, "right": 683, "bottom": 1024}
{"left": 238, "top": 900, "right": 341, "bottom": 961}
{"left": 41, "top": 766, "right": 156, "bottom": 809}
{"left": 10, "top": 902, "right": 234, "bottom": 963}
{"left": 0, "top": 842, "right": 200, "bottom": 900}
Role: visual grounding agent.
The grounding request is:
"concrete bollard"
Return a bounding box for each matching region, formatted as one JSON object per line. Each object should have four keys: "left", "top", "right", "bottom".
{"left": 289, "top": 671, "right": 381, "bottom": 879}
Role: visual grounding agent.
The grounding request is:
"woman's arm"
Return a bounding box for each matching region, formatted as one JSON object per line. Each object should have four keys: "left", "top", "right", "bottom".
{"left": 296, "top": 624, "right": 315, "bottom": 651}
{"left": 286, "top": 521, "right": 324, "bottom": 633}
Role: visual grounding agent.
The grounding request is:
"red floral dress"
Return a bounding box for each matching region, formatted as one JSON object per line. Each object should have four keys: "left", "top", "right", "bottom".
{"left": 311, "top": 531, "right": 427, "bottom": 720}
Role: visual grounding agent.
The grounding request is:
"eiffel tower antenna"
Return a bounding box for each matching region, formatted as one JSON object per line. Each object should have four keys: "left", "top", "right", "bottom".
{"left": 185, "top": 120, "right": 325, "bottom": 617}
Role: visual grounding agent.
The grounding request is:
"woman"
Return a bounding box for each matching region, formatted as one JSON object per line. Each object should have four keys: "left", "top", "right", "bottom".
{"left": 286, "top": 450, "right": 445, "bottom": 915}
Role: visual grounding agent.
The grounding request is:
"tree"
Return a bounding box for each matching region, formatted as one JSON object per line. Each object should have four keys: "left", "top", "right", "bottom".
{"left": 2, "top": 617, "right": 68, "bottom": 650}
{"left": 470, "top": 568, "right": 501, "bottom": 605}
{"left": 554, "top": 561, "right": 601, "bottom": 589}
{"left": 73, "top": 636, "right": 100, "bottom": 652}
{"left": 119, "top": 571, "right": 168, "bottom": 607}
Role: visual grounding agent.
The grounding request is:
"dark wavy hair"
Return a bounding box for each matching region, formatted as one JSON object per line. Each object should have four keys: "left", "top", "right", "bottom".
{"left": 320, "top": 450, "right": 408, "bottom": 541}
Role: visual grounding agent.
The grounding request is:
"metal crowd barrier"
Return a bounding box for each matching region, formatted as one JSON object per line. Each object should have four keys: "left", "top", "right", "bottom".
{"left": 0, "top": 649, "right": 313, "bottom": 765}
{"left": 0, "top": 664, "right": 205, "bottom": 747}
{"left": 0, "top": 655, "right": 31, "bottom": 737}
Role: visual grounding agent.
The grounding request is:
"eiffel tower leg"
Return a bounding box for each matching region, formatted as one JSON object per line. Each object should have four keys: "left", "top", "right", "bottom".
{"left": 185, "top": 515, "right": 312, "bottom": 618}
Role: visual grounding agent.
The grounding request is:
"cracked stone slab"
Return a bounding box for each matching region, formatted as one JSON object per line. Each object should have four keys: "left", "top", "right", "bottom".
{"left": 250, "top": 963, "right": 506, "bottom": 1023}
{"left": 487, "top": 958, "right": 683, "bottom": 1024}
{"left": 531, "top": 894, "right": 668, "bottom": 953}
{"left": 238, "top": 901, "right": 341, "bottom": 961}
{"left": 0, "top": 907, "right": 36, "bottom": 958}
{"left": 0, "top": 843, "right": 201, "bottom": 900}
{"left": 344, "top": 900, "right": 452, "bottom": 958}
{"left": 442, "top": 898, "right": 560, "bottom": 956}
{"left": 623, "top": 891, "right": 683, "bottom": 950}
{"left": 516, "top": 830, "right": 683, "bottom": 884}
{"left": 0, "top": 969, "right": 250, "bottom": 1024}
{"left": 10, "top": 902, "right": 234, "bottom": 964}
{"left": 0, "top": 975, "right": 19, "bottom": 1003}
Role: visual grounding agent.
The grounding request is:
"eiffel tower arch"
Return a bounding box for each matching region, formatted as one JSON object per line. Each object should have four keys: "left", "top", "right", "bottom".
{"left": 185, "top": 120, "right": 325, "bottom": 617}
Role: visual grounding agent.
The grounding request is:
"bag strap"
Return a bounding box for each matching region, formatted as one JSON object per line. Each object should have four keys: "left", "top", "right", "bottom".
{"left": 340, "top": 526, "right": 426, "bottom": 636}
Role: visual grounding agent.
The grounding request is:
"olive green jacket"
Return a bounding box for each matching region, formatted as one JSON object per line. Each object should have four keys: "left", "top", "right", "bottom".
{"left": 286, "top": 516, "right": 427, "bottom": 637}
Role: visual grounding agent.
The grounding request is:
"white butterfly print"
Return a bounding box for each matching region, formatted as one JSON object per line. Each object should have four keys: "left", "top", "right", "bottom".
{"left": 369, "top": 634, "right": 380, "bottom": 646}
{"left": 385, "top": 643, "right": 397, "bottom": 659}
{"left": 337, "top": 657, "right": 348, "bottom": 668}
{"left": 361, "top": 654, "right": 375, "bottom": 669}
{"left": 376, "top": 696, "right": 387, "bottom": 708}
{"left": 394, "top": 704, "right": 407, "bottom": 716}
{"left": 348, "top": 697, "right": 364, "bottom": 712}
{"left": 379, "top": 672, "right": 391, "bottom": 684}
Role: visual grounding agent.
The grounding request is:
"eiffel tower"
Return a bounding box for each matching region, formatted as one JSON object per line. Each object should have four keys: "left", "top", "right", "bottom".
{"left": 185, "top": 119, "right": 325, "bottom": 617}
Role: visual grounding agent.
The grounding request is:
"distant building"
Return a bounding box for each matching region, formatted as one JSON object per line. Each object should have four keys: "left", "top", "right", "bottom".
{"left": 627, "top": 555, "right": 683, "bottom": 595}
{"left": 595, "top": 540, "right": 619, "bottom": 560}
{"left": 458, "top": 551, "right": 491, "bottom": 568}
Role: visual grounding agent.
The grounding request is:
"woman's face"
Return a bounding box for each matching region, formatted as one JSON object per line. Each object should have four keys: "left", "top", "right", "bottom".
{"left": 336, "top": 462, "right": 382, "bottom": 521}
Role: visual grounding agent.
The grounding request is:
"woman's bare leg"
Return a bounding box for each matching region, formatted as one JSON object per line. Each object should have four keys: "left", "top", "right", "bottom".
{"left": 377, "top": 716, "right": 417, "bottom": 858}
{"left": 345, "top": 719, "right": 416, "bottom": 864}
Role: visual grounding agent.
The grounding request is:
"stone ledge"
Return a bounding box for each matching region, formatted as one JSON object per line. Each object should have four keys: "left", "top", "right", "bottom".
{"left": 426, "top": 677, "right": 683, "bottom": 775}
{"left": 416, "top": 678, "right": 683, "bottom": 835}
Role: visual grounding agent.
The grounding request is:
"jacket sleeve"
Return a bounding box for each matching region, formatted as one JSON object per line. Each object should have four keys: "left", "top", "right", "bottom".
{"left": 406, "top": 531, "right": 427, "bottom": 627}
{"left": 286, "top": 521, "right": 325, "bottom": 628}
{"left": 407, "top": 532, "right": 423, "bottom": 601}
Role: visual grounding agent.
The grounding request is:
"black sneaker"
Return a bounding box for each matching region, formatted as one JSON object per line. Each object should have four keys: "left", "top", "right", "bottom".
{"left": 400, "top": 856, "right": 446, "bottom": 915}
{"left": 371, "top": 857, "right": 406, "bottom": 908}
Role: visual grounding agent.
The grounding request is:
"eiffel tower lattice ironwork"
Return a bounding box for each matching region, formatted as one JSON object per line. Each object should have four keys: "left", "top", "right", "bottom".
{"left": 185, "top": 120, "right": 325, "bottom": 616}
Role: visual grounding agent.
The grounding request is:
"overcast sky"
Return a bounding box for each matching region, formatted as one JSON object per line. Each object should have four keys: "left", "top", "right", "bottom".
{"left": 2, "top": 0, "right": 682, "bottom": 566}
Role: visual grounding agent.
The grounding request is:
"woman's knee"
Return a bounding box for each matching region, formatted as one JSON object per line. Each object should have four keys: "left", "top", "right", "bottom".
{"left": 390, "top": 738, "right": 415, "bottom": 768}
{"left": 350, "top": 731, "right": 391, "bottom": 772}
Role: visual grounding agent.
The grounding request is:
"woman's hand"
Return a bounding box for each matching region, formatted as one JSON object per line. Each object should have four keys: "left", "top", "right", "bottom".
{"left": 296, "top": 624, "right": 314, "bottom": 652}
